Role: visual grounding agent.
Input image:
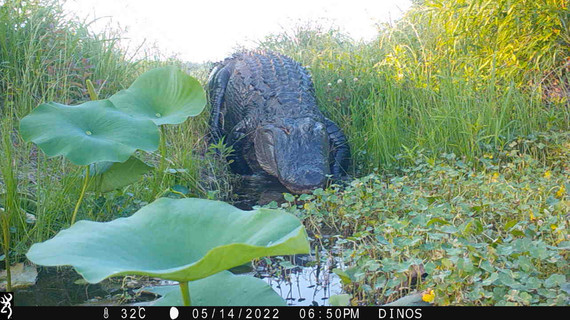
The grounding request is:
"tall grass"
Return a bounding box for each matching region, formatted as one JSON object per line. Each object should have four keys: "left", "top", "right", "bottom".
{"left": 258, "top": 0, "right": 569, "bottom": 172}
{"left": 0, "top": 0, "right": 135, "bottom": 258}
{"left": 1, "top": 1, "right": 150, "bottom": 116}
{"left": 0, "top": 0, "right": 220, "bottom": 264}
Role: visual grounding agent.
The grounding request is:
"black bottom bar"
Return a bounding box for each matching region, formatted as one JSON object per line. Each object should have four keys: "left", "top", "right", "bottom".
{"left": 13, "top": 306, "right": 568, "bottom": 320}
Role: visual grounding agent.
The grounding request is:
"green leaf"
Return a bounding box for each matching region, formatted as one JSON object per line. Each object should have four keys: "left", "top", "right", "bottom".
{"left": 333, "top": 266, "right": 361, "bottom": 285}
{"left": 328, "top": 294, "right": 352, "bottom": 306}
{"left": 332, "top": 268, "right": 352, "bottom": 285}
{"left": 20, "top": 100, "right": 159, "bottom": 165}
{"left": 139, "top": 271, "right": 286, "bottom": 306}
{"left": 480, "top": 260, "right": 495, "bottom": 273}
{"left": 426, "top": 217, "right": 450, "bottom": 227}
{"left": 524, "top": 277, "right": 541, "bottom": 290}
{"left": 518, "top": 291, "right": 533, "bottom": 305}
{"left": 504, "top": 219, "right": 518, "bottom": 231}
{"left": 26, "top": 198, "right": 310, "bottom": 283}
{"left": 482, "top": 272, "right": 499, "bottom": 286}
{"left": 498, "top": 271, "right": 520, "bottom": 289}
{"left": 384, "top": 292, "right": 431, "bottom": 306}
{"left": 283, "top": 193, "right": 295, "bottom": 202}
{"left": 109, "top": 66, "right": 206, "bottom": 125}
{"left": 89, "top": 157, "right": 153, "bottom": 192}
{"left": 462, "top": 219, "right": 483, "bottom": 235}
{"left": 544, "top": 274, "right": 566, "bottom": 288}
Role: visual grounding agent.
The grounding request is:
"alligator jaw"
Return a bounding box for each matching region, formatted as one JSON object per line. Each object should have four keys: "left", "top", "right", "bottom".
{"left": 277, "top": 165, "right": 329, "bottom": 195}
{"left": 282, "top": 182, "right": 327, "bottom": 195}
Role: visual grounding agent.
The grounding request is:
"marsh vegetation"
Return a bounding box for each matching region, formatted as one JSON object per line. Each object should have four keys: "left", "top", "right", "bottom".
{"left": 0, "top": 0, "right": 568, "bottom": 306}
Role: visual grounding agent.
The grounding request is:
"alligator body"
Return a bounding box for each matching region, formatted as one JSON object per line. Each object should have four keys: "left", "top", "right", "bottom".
{"left": 208, "top": 51, "right": 349, "bottom": 194}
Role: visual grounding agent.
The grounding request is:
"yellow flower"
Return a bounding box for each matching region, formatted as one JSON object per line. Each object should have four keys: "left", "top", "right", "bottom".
{"left": 529, "top": 211, "right": 536, "bottom": 222}
{"left": 556, "top": 184, "right": 566, "bottom": 198}
{"left": 422, "top": 289, "right": 435, "bottom": 303}
{"left": 550, "top": 224, "right": 558, "bottom": 231}
{"left": 491, "top": 172, "right": 500, "bottom": 182}
{"left": 544, "top": 170, "right": 552, "bottom": 179}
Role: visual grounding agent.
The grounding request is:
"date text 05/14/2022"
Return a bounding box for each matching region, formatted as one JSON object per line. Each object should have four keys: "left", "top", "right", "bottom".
{"left": 112, "top": 307, "right": 425, "bottom": 320}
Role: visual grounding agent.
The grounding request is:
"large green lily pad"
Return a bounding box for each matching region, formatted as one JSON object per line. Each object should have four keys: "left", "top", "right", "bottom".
{"left": 109, "top": 66, "right": 206, "bottom": 125}
{"left": 26, "top": 197, "right": 310, "bottom": 283}
{"left": 19, "top": 100, "right": 159, "bottom": 165}
{"left": 139, "top": 271, "right": 286, "bottom": 306}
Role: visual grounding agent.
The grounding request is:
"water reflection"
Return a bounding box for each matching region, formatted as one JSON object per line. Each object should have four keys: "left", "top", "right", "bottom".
{"left": 233, "top": 174, "right": 344, "bottom": 306}
{"left": 259, "top": 262, "right": 343, "bottom": 306}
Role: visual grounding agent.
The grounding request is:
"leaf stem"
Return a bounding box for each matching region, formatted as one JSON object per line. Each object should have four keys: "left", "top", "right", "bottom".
{"left": 153, "top": 126, "right": 167, "bottom": 196}
{"left": 69, "top": 80, "right": 96, "bottom": 225}
{"left": 71, "top": 166, "right": 90, "bottom": 225}
{"left": 179, "top": 281, "right": 191, "bottom": 306}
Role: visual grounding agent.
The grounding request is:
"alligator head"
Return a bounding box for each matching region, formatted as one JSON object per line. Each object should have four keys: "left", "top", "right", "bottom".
{"left": 254, "top": 117, "right": 330, "bottom": 194}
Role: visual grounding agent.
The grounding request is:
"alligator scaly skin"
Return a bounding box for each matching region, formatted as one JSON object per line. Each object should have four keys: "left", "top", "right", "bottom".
{"left": 208, "top": 51, "right": 349, "bottom": 187}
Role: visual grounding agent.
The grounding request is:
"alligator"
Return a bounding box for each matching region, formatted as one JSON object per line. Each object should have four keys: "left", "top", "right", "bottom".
{"left": 207, "top": 51, "right": 350, "bottom": 194}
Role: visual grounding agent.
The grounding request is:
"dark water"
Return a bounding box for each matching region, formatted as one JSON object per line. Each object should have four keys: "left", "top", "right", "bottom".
{"left": 13, "top": 174, "right": 342, "bottom": 306}
{"left": 230, "top": 173, "right": 290, "bottom": 210}
{"left": 14, "top": 267, "right": 114, "bottom": 306}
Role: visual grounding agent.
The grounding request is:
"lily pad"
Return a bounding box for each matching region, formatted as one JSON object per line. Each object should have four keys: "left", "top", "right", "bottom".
{"left": 19, "top": 100, "right": 159, "bottom": 165}
{"left": 109, "top": 66, "right": 206, "bottom": 125}
{"left": 26, "top": 197, "right": 310, "bottom": 283}
{"left": 139, "top": 271, "right": 286, "bottom": 306}
{"left": 89, "top": 157, "right": 153, "bottom": 193}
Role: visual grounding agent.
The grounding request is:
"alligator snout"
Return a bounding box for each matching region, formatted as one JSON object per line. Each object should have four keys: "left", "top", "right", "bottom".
{"left": 281, "top": 166, "right": 328, "bottom": 194}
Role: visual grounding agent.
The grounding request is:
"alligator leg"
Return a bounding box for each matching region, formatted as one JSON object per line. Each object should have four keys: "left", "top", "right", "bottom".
{"left": 227, "top": 120, "right": 253, "bottom": 175}
{"left": 207, "top": 62, "right": 233, "bottom": 144}
{"left": 325, "top": 118, "right": 350, "bottom": 178}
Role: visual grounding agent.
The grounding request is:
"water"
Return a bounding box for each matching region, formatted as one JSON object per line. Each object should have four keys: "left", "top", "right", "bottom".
{"left": 13, "top": 267, "right": 118, "bottom": 306}
{"left": 256, "top": 255, "right": 343, "bottom": 306}
{"left": 231, "top": 173, "right": 290, "bottom": 210}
